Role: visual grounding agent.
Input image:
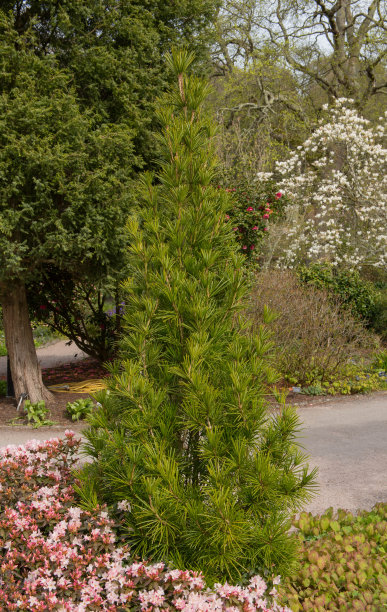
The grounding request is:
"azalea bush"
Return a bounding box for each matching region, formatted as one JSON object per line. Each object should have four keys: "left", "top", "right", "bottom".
{"left": 0, "top": 434, "right": 290, "bottom": 611}
{"left": 263, "top": 99, "right": 387, "bottom": 270}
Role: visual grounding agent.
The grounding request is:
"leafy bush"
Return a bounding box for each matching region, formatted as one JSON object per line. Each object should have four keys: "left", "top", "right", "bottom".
{"left": 0, "top": 434, "right": 289, "bottom": 611}
{"left": 280, "top": 504, "right": 387, "bottom": 610}
{"left": 373, "top": 350, "right": 387, "bottom": 372}
{"left": 79, "top": 51, "right": 316, "bottom": 584}
{"left": 221, "top": 178, "right": 287, "bottom": 259}
{"left": 0, "top": 379, "right": 6, "bottom": 396}
{"left": 66, "top": 397, "right": 95, "bottom": 421}
{"left": 297, "top": 264, "right": 379, "bottom": 325}
{"left": 372, "top": 289, "right": 387, "bottom": 342}
{"left": 250, "top": 270, "right": 377, "bottom": 385}
{"left": 23, "top": 400, "right": 54, "bottom": 428}
{"left": 0, "top": 330, "right": 7, "bottom": 356}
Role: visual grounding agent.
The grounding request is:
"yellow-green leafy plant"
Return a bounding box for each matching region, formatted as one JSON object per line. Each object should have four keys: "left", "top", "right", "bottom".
{"left": 280, "top": 504, "right": 387, "bottom": 611}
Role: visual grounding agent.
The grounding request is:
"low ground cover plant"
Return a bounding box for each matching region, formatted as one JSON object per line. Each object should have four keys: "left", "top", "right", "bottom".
{"left": 66, "top": 397, "right": 95, "bottom": 421}
{"left": 23, "top": 399, "right": 54, "bottom": 428}
{"left": 291, "top": 361, "right": 387, "bottom": 396}
{"left": 280, "top": 504, "right": 387, "bottom": 610}
{"left": 250, "top": 270, "right": 377, "bottom": 387}
{"left": 0, "top": 434, "right": 289, "bottom": 611}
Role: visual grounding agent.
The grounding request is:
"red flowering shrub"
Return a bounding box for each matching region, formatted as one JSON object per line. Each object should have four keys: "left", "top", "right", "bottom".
{"left": 221, "top": 180, "right": 287, "bottom": 260}
{"left": 0, "top": 435, "right": 289, "bottom": 611}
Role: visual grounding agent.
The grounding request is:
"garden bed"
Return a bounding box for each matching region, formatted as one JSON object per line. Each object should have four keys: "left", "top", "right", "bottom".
{"left": 0, "top": 358, "right": 108, "bottom": 426}
{"left": 0, "top": 392, "right": 92, "bottom": 427}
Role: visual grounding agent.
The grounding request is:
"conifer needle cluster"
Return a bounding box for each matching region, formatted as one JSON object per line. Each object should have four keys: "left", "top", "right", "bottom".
{"left": 80, "top": 49, "right": 316, "bottom": 584}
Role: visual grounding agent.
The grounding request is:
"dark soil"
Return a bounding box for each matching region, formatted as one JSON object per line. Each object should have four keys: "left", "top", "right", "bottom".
{"left": 0, "top": 392, "right": 92, "bottom": 426}
{"left": 0, "top": 358, "right": 106, "bottom": 426}
{"left": 41, "top": 358, "right": 109, "bottom": 386}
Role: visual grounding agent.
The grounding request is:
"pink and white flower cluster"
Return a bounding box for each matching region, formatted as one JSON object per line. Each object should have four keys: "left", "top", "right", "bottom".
{"left": 0, "top": 433, "right": 290, "bottom": 611}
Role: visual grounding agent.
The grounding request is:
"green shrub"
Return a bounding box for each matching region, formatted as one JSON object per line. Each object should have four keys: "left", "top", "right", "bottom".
{"left": 0, "top": 330, "right": 6, "bottom": 356}
{"left": 290, "top": 362, "right": 387, "bottom": 396}
{"left": 221, "top": 179, "right": 287, "bottom": 259}
{"left": 23, "top": 400, "right": 54, "bottom": 428}
{"left": 297, "top": 264, "right": 379, "bottom": 325}
{"left": 0, "top": 380, "right": 6, "bottom": 396}
{"left": 372, "top": 289, "right": 387, "bottom": 342}
{"left": 280, "top": 504, "right": 387, "bottom": 611}
{"left": 78, "top": 51, "right": 317, "bottom": 585}
{"left": 372, "top": 350, "right": 387, "bottom": 371}
{"left": 66, "top": 397, "right": 94, "bottom": 421}
{"left": 250, "top": 270, "right": 377, "bottom": 386}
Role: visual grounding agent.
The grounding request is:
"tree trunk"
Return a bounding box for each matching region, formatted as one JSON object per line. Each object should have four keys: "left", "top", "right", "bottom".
{"left": 0, "top": 280, "right": 54, "bottom": 406}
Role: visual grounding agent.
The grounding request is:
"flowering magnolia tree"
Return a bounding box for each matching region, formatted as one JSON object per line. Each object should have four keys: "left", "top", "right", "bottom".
{"left": 265, "top": 100, "right": 387, "bottom": 269}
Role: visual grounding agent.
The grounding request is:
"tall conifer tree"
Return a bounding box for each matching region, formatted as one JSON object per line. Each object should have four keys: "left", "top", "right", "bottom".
{"left": 80, "top": 50, "right": 316, "bottom": 582}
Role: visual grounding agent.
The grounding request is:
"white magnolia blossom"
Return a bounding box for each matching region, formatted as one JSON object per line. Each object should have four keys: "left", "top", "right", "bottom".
{"left": 264, "top": 99, "right": 387, "bottom": 269}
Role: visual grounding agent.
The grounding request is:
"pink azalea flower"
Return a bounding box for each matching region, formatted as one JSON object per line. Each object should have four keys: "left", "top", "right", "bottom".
{"left": 263, "top": 214, "right": 270, "bottom": 219}
{"left": 252, "top": 226, "right": 258, "bottom": 230}
{"left": 242, "top": 245, "right": 247, "bottom": 250}
{"left": 275, "top": 191, "right": 282, "bottom": 199}
{"left": 246, "top": 206, "right": 254, "bottom": 212}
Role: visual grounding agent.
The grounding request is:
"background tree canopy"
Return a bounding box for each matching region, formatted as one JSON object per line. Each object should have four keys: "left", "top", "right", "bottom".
{"left": 0, "top": 0, "right": 220, "bottom": 401}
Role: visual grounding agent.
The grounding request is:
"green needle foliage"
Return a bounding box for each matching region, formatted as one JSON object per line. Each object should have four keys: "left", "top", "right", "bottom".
{"left": 79, "top": 49, "right": 317, "bottom": 584}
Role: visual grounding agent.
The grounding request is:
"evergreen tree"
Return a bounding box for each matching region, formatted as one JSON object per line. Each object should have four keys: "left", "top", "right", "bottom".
{"left": 0, "top": 17, "right": 133, "bottom": 403}
{"left": 80, "top": 50, "right": 316, "bottom": 583}
{"left": 0, "top": 1, "right": 219, "bottom": 402}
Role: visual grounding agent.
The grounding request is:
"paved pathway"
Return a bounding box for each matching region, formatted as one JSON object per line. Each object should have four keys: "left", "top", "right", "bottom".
{"left": 0, "top": 340, "right": 87, "bottom": 377}
{"left": 296, "top": 391, "right": 387, "bottom": 514}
